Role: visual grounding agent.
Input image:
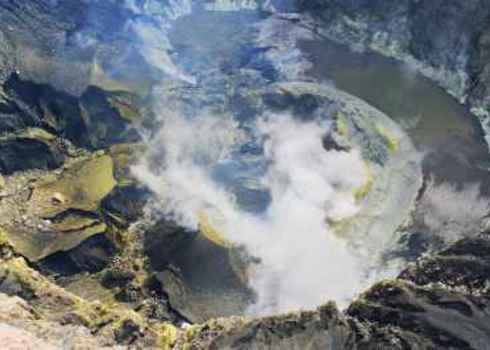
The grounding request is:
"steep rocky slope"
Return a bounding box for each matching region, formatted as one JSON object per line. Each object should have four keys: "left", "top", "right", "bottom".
{"left": 2, "top": 230, "right": 490, "bottom": 349}
{"left": 297, "top": 0, "right": 490, "bottom": 145}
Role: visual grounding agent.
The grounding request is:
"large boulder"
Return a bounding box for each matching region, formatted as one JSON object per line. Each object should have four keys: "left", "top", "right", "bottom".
{"left": 0, "top": 154, "right": 116, "bottom": 261}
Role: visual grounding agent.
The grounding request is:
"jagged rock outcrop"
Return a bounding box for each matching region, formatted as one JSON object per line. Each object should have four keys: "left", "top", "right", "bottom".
{"left": 160, "top": 233, "right": 490, "bottom": 349}
{"left": 0, "top": 236, "right": 169, "bottom": 349}
{"left": 0, "top": 74, "right": 142, "bottom": 150}
{"left": 3, "top": 233, "right": 490, "bottom": 349}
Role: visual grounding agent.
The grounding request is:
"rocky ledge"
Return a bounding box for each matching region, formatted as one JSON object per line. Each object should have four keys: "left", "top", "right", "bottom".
{"left": 1, "top": 229, "right": 490, "bottom": 349}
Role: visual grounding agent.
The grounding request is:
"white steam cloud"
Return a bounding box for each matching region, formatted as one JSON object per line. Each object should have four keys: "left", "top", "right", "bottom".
{"left": 133, "top": 102, "right": 373, "bottom": 314}
{"left": 417, "top": 178, "right": 490, "bottom": 242}
{"left": 124, "top": 0, "right": 392, "bottom": 315}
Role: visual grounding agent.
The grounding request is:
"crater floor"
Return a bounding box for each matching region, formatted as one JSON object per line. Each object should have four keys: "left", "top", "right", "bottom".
{"left": 0, "top": 1, "right": 489, "bottom": 349}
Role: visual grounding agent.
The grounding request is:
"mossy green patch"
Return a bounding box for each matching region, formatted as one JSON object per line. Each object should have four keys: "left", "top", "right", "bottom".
{"left": 0, "top": 256, "right": 168, "bottom": 346}
{"left": 33, "top": 154, "right": 117, "bottom": 217}
{"left": 0, "top": 127, "right": 56, "bottom": 143}
{"left": 64, "top": 274, "right": 118, "bottom": 304}
{"left": 335, "top": 111, "right": 350, "bottom": 136}
{"left": 171, "top": 317, "right": 248, "bottom": 349}
{"left": 107, "top": 95, "right": 141, "bottom": 122}
{"left": 353, "top": 163, "right": 374, "bottom": 201}
{"left": 0, "top": 227, "right": 10, "bottom": 247}
{"left": 1, "top": 258, "right": 57, "bottom": 304}
{"left": 23, "top": 128, "right": 57, "bottom": 142}
{"left": 198, "top": 211, "right": 232, "bottom": 248}
{"left": 328, "top": 216, "right": 356, "bottom": 238}
{"left": 109, "top": 143, "right": 146, "bottom": 184}
{"left": 2, "top": 154, "right": 117, "bottom": 261}
{"left": 37, "top": 222, "right": 107, "bottom": 261}
{"left": 376, "top": 125, "right": 400, "bottom": 152}
{"left": 157, "top": 323, "right": 179, "bottom": 350}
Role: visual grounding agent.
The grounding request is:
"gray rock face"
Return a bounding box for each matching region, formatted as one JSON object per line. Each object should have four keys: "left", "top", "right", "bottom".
{"left": 0, "top": 73, "right": 141, "bottom": 151}
{"left": 347, "top": 234, "right": 490, "bottom": 350}
{"left": 172, "top": 234, "right": 490, "bottom": 349}
{"left": 176, "top": 304, "right": 355, "bottom": 350}
{"left": 297, "top": 0, "right": 490, "bottom": 147}
{"left": 0, "top": 137, "right": 63, "bottom": 174}
{"left": 0, "top": 1, "right": 87, "bottom": 90}
{"left": 3, "top": 234, "right": 490, "bottom": 349}
{"left": 298, "top": 0, "right": 487, "bottom": 91}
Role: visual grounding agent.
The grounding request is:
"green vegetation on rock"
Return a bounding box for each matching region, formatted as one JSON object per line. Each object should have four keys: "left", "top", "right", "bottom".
{"left": 33, "top": 154, "right": 116, "bottom": 216}
{"left": 198, "top": 211, "right": 232, "bottom": 248}
{"left": 0, "top": 255, "right": 170, "bottom": 347}
{"left": 353, "top": 162, "right": 374, "bottom": 201}
{"left": 108, "top": 143, "right": 146, "bottom": 184}
{"left": 0, "top": 153, "right": 117, "bottom": 261}
{"left": 376, "top": 124, "right": 400, "bottom": 152}
{"left": 107, "top": 94, "right": 142, "bottom": 123}
{"left": 0, "top": 227, "right": 10, "bottom": 248}
{"left": 335, "top": 111, "right": 350, "bottom": 136}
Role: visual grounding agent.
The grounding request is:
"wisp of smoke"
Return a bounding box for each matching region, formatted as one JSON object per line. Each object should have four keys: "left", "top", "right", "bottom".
{"left": 133, "top": 103, "right": 372, "bottom": 315}
{"left": 128, "top": 18, "right": 197, "bottom": 84}
{"left": 417, "top": 177, "right": 490, "bottom": 242}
